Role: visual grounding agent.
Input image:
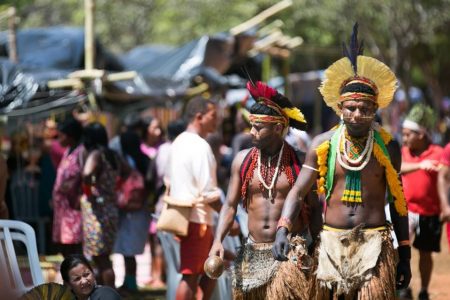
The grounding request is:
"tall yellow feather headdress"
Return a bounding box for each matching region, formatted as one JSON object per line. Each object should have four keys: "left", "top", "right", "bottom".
{"left": 319, "top": 23, "right": 398, "bottom": 114}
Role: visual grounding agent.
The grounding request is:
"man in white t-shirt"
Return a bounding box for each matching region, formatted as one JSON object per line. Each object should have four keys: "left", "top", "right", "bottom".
{"left": 168, "top": 96, "right": 222, "bottom": 300}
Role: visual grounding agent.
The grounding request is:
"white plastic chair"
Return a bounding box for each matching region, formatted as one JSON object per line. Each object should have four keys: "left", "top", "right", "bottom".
{"left": 0, "top": 219, "right": 44, "bottom": 294}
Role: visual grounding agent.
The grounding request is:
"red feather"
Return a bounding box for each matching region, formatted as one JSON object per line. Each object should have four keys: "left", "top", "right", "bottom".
{"left": 246, "top": 81, "right": 277, "bottom": 100}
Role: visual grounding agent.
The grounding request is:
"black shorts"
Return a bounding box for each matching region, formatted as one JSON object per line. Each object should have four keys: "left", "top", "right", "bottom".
{"left": 410, "top": 214, "right": 442, "bottom": 252}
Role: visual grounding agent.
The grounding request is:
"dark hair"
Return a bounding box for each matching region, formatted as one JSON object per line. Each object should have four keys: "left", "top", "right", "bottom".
{"left": 184, "top": 97, "right": 215, "bottom": 123}
{"left": 83, "top": 122, "right": 118, "bottom": 170}
{"left": 140, "top": 116, "right": 153, "bottom": 139}
{"left": 60, "top": 254, "right": 93, "bottom": 283}
{"left": 83, "top": 122, "right": 109, "bottom": 151}
{"left": 340, "top": 82, "right": 376, "bottom": 96}
{"left": 167, "top": 119, "right": 187, "bottom": 141}
{"left": 58, "top": 117, "right": 83, "bottom": 141}
{"left": 249, "top": 102, "right": 279, "bottom": 116}
{"left": 122, "top": 113, "right": 143, "bottom": 132}
{"left": 120, "top": 130, "right": 149, "bottom": 175}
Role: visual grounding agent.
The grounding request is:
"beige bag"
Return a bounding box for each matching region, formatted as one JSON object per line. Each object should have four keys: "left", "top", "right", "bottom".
{"left": 156, "top": 194, "right": 192, "bottom": 237}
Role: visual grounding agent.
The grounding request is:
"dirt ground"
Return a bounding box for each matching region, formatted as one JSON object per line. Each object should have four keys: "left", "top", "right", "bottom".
{"left": 409, "top": 232, "right": 450, "bottom": 299}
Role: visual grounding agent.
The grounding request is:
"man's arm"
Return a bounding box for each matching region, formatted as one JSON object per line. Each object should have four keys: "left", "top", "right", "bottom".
{"left": 387, "top": 140, "right": 411, "bottom": 289}
{"left": 209, "top": 150, "right": 247, "bottom": 259}
{"left": 307, "top": 191, "right": 323, "bottom": 246}
{"left": 438, "top": 164, "right": 450, "bottom": 222}
{"left": 273, "top": 134, "right": 327, "bottom": 260}
{"left": 401, "top": 160, "right": 440, "bottom": 174}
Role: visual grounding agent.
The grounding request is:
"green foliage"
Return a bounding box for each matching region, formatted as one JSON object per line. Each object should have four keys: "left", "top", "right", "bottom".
{"left": 1, "top": 0, "right": 450, "bottom": 105}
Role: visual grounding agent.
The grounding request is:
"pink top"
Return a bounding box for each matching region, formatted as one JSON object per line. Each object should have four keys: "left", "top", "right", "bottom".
{"left": 52, "top": 145, "right": 83, "bottom": 244}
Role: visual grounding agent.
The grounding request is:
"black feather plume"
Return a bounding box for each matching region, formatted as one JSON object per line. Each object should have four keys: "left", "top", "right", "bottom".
{"left": 241, "top": 66, "right": 255, "bottom": 87}
{"left": 342, "top": 22, "right": 364, "bottom": 74}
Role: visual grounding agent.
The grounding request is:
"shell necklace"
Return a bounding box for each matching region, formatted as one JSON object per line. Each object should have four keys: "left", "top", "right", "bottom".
{"left": 257, "top": 142, "right": 284, "bottom": 200}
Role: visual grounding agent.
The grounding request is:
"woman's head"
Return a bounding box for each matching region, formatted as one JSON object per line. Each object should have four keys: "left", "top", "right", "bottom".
{"left": 60, "top": 255, "right": 95, "bottom": 298}
{"left": 58, "top": 117, "right": 83, "bottom": 147}
{"left": 141, "top": 116, "right": 163, "bottom": 146}
{"left": 83, "top": 122, "right": 108, "bottom": 151}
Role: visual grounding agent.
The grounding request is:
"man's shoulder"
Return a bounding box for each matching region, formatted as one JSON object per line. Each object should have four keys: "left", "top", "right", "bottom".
{"left": 173, "top": 132, "right": 208, "bottom": 148}
{"left": 430, "top": 143, "right": 444, "bottom": 153}
{"left": 310, "top": 130, "right": 336, "bottom": 148}
{"left": 234, "top": 148, "right": 253, "bottom": 166}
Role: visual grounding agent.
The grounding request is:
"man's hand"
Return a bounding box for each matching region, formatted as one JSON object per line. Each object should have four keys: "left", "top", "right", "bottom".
{"left": 419, "top": 160, "right": 440, "bottom": 172}
{"left": 396, "top": 260, "right": 412, "bottom": 289}
{"left": 396, "top": 246, "right": 412, "bottom": 289}
{"left": 209, "top": 240, "right": 224, "bottom": 259}
{"left": 272, "top": 227, "right": 290, "bottom": 261}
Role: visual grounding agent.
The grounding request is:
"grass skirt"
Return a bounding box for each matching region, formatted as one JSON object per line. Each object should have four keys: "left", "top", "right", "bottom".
{"left": 232, "top": 236, "right": 311, "bottom": 300}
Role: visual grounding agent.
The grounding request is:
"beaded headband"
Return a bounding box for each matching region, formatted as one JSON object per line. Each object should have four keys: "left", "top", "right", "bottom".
{"left": 247, "top": 81, "right": 307, "bottom": 130}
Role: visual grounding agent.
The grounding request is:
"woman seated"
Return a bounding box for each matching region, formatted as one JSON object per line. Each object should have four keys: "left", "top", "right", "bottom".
{"left": 60, "top": 254, "right": 121, "bottom": 300}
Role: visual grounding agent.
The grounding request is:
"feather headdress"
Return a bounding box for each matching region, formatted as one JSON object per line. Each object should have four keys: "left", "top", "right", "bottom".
{"left": 247, "top": 81, "right": 307, "bottom": 130}
{"left": 319, "top": 23, "right": 398, "bottom": 113}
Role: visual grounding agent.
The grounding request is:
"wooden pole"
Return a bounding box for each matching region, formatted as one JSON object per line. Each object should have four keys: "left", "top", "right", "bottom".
{"left": 85, "top": 0, "right": 95, "bottom": 70}
{"left": 84, "top": 0, "right": 98, "bottom": 111}
{"left": 230, "top": 0, "right": 292, "bottom": 36}
{"left": 262, "top": 55, "right": 271, "bottom": 82}
{"left": 8, "top": 7, "right": 17, "bottom": 63}
{"left": 283, "top": 55, "right": 290, "bottom": 95}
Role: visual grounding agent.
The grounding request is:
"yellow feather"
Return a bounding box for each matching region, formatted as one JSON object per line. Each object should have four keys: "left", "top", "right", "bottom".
{"left": 357, "top": 56, "right": 397, "bottom": 109}
{"left": 319, "top": 57, "right": 354, "bottom": 113}
{"left": 283, "top": 107, "right": 307, "bottom": 123}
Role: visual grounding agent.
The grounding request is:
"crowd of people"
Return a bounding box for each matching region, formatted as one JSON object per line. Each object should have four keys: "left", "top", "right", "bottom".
{"left": 1, "top": 24, "right": 450, "bottom": 300}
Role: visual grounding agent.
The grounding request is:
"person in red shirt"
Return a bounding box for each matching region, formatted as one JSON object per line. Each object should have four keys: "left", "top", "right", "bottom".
{"left": 438, "top": 143, "right": 450, "bottom": 249}
{"left": 401, "top": 103, "right": 443, "bottom": 300}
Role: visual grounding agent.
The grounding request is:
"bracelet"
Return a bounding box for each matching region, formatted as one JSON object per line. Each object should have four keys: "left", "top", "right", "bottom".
{"left": 398, "top": 240, "right": 410, "bottom": 246}
{"left": 277, "top": 216, "right": 293, "bottom": 233}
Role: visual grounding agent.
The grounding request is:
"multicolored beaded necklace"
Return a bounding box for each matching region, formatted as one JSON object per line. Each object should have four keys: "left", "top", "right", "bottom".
{"left": 240, "top": 142, "right": 299, "bottom": 208}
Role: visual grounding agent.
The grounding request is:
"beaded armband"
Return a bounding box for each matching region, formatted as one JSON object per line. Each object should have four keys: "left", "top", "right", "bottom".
{"left": 398, "top": 240, "right": 410, "bottom": 247}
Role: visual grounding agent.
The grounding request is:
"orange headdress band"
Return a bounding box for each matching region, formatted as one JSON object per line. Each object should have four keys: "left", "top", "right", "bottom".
{"left": 339, "top": 77, "right": 378, "bottom": 103}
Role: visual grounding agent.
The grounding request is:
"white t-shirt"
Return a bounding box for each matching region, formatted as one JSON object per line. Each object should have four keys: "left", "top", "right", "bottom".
{"left": 168, "top": 131, "right": 221, "bottom": 226}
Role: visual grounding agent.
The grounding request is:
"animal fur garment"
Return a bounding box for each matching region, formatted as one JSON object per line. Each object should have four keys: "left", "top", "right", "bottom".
{"left": 232, "top": 236, "right": 311, "bottom": 300}
{"left": 310, "top": 226, "right": 397, "bottom": 300}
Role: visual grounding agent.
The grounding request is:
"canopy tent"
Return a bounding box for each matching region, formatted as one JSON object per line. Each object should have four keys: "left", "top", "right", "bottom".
{"left": 0, "top": 27, "right": 253, "bottom": 121}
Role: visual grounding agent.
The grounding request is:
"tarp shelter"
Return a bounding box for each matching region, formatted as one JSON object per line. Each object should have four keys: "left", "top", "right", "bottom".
{"left": 0, "top": 27, "right": 252, "bottom": 121}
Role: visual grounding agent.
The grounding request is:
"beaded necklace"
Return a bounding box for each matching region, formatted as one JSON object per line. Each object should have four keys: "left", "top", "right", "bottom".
{"left": 257, "top": 142, "right": 284, "bottom": 200}
{"left": 239, "top": 142, "right": 299, "bottom": 209}
{"left": 315, "top": 123, "right": 408, "bottom": 216}
{"left": 336, "top": 126, "right": 374, "bottom": 172}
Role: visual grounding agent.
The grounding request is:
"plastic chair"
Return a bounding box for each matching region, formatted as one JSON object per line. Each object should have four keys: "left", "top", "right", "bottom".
{"left": 0, "top": 220, "right": 45, "bottom": 295}
{"left": 10, "top": 170, "right": 50, "bottom": 254}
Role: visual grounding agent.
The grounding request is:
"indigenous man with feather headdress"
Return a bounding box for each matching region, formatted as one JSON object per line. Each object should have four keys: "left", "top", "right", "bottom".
{"left": 209, "top": 81, "right": 321, "bottom": 300}
{"left": 273, "top": 24, "right": 411, "bottom": 299}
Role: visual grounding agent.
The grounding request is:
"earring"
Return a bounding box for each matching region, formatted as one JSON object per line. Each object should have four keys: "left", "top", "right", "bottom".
{"left": 340, "top": 113, "right": 344, "bottom": 121}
